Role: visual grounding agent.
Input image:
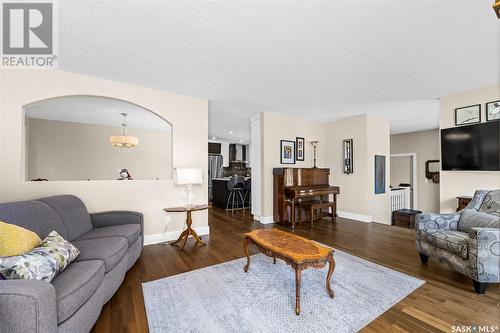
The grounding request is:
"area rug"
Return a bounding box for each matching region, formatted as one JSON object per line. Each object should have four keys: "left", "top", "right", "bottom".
{"left": 142, "top": 250, "right": 424, "bottom": 333}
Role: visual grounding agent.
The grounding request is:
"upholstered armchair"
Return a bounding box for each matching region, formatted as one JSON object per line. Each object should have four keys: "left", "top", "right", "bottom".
{"left": 415, "top": 190, "right": 499, "bottom": 293}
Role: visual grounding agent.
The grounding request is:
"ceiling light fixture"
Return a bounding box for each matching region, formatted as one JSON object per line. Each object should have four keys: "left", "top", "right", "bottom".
{"left": 109, "top": 113, "right": 139, "bottom": 148}
{"left": 494, "top": 0, "right": 500, "bottom": 18}
{"left": 229, "top": 131, "right": 234, "bottom": 134}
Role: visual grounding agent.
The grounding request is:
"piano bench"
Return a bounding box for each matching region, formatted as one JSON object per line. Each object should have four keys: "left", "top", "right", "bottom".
{"left": 297, "top": 200, "right": 336, "bottom": 230}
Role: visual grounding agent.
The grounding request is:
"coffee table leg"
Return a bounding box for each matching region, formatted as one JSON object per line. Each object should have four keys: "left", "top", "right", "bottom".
{"left": 295, "top": 268, "right": 301, "bottom": 315}
{"left": 326, "top": 255, "right": 335, "bottom": 298}
{"left": 243, "top": 237, "right": 251, "bottom": 272}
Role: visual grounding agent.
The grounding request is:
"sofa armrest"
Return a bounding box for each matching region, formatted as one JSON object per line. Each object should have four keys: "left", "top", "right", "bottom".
{"left": 416, "top": 212, "right": 460, "bottom": 232}
{"left": 468, "top": 227, "right": 500, "bottom": 283}
{"left": 0, "top": 280, "right": 57, "bottom": 333}
{"left": 90, "top": 210, "right": 143, "bottom": 230}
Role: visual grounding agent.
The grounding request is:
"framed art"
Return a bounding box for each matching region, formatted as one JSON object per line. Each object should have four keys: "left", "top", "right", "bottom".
{"left": 486, "top": 100, "right": 500, "bottom": 121}
{"left": 374, "top": 155, "right": 386, "bottom": 194}
{"left": 296, "top": 137, "right": 305, "bottom": 161}
{"left": 455, "top": 104, "right": 481, "bottom": 126}
{"left": 280, "top": 140, "right": 295, "bottom": 164}
{"left": 343, "top": 139, "right": 353, "bottom": 174}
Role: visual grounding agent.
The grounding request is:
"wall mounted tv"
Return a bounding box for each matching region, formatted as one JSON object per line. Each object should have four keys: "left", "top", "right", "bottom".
{"left": 441, "top": 121, "right": 500, "bottom": 171}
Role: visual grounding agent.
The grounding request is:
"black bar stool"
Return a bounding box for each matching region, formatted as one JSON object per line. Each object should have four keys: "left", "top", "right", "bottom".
{"left": 243, "top": 178, "right": 251, "bottom": 209}
{"left": 226, "top": 176, "right": 245, "bottom": 210}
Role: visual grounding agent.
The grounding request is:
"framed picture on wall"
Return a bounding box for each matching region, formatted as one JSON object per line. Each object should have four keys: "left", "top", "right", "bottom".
{"left": 280, "top": 140, "right": 295, "bottom": 164}
{"left": 455, "top": 104, "right": 481, "bottom": 126}
{"left": 486, "top": 100, "right": 500, "bottom": 121}
{"left": 296, "top": 137, "right": 305, "bottom": 161}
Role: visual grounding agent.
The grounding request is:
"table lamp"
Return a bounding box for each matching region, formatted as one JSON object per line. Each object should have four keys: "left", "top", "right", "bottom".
{"left": 175, "top": 168, "right": 203, "bottom": 207}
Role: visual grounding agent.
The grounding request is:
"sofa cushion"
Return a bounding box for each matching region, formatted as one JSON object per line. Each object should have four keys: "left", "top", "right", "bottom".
{"left": 420, "top": 229, "right": 469, "bottom": 259}
{"left": 458, "top": 209, "right": 500, "bottom": 233}
{"left": 77, "top": 224, "right": 141, "bottom": 247}
{"left": 478, "top": 190, "right": 500, "bottom": 217}
{"left": 37, "top": 195, "right": 93, "bottom": 241}
{"left": 51, "top": 260, "right": 104, "bottom": 323}
{"left": 0, "top": 200, "right": 68, "bottom": 239}
{"left": 72, "top": 237, "right": 127, "bottom": 272}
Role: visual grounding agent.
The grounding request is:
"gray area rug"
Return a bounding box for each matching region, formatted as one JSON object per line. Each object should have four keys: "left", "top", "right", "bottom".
{"left": 143, "top": 250, "right": 424, "bottom": 333}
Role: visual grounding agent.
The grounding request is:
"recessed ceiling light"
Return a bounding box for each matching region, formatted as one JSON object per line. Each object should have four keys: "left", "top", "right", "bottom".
{"left": 239, "top": 140, "right": 244, "bottom": 143}
{"left": 229, "top": 131, "right": 234, "bottom": 134}
{"left": 212, "top": 137, "right": 216, "bottom": 140}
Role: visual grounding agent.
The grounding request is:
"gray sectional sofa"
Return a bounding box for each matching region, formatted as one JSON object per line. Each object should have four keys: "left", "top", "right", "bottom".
{"left": 0, "top": 195, "right": 143, "bottom": 333}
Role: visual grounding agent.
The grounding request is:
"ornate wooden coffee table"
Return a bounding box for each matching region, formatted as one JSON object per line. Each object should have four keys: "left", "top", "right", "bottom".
{"left": 243, "top": 228, "right": 335, "bottom": 315}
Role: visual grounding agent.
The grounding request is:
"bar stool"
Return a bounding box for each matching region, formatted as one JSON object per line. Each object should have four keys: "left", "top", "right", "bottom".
{"left": 226, "top": 176, "right": 245, "bottom": 210}
{"left": 243, "top": 178, "right": 251, "bottom": 209}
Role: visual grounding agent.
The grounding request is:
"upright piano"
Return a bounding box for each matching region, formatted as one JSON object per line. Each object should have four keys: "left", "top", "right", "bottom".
{"left": 273, "top": 167, "right": 340, "bottom": 227}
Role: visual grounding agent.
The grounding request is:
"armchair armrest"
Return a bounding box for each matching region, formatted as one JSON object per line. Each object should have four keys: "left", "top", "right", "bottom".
{"left": 416, "top": 212, "right": 460, "bottom": 232}
{"left": 468, "top": 227, "right": 500, "bottom": 283}
{"left": 90, "top": 211, "right": 143, "bottom": 230}
{"left": 0, "top": 280, "right": 57, "bottom": 333}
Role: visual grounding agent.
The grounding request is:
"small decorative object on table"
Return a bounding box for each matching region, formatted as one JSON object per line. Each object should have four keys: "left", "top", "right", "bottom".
{"left": 280, "top": 140, "right": 296, "bottom": 164}
{"left": 343, "top": 139, "right": 353, "bottom": 174}
{"left": 295, "top": 137, "right": 305, "bottom": 161}
{"left": 243, "top": 228, "right": 335, "bottom": 315}
{"left": 455, "top": 104, "right": 481, "bottom": 126}
{"left": 164, "top": 204, "right": 208, "bottom": 250}
{"left": 486, "top": 100, "right": 500, "bottom": 121}
{"left": 118, "top": 168, "right": 133, "bottom": 180}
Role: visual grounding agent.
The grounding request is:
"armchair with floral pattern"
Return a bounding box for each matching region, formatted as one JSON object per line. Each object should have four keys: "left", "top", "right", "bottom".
{"left": 415, "top": 190, "right": 500, "bottom": 293}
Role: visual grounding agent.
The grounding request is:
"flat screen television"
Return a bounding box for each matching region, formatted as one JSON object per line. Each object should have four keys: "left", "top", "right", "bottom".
{"left": 441, "top": 121, "right": 500, "bottom": 171}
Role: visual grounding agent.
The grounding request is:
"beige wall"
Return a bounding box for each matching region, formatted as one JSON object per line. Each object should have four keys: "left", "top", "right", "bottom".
{"left": 325, "top": 115, "right": 370, "bottom": 216}
{"left": 391, "top": 129, "right": 440, "bottom": 213}
{"left": 366, "top": 115, "right": 391, "bottom": 224}
{"left": 439, "top": 85, "right": 500, "bottom": 212}
{"left": 27, "top": 118, "right": 172, "bottom": 181}
{"left": 390, "top": 156, "right": 412, "bottom": 187}
{"left": 0, "top": 69, "right": 208, "bottom": 238}
{"left": 324, "top": 114, "right": 391, "bottom": 224}
{"left": 261, "top": 112, "right": 325, "bottom": 218}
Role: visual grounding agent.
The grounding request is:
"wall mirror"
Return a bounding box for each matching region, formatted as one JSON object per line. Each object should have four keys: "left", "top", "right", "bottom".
{"left": 24, "top": 95, "right": 173, "bottom": 181}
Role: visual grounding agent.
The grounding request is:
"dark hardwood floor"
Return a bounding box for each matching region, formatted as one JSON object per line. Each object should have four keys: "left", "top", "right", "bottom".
{"left": 92, "top": 208, "right": 500, "bottom": 333}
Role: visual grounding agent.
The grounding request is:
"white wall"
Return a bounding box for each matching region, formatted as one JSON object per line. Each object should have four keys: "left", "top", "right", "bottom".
{"left": 439, "top": 85, "right": 500, "bottom": 212}
{"left": 0, "top": 70, "right": 208, "bottom": 240}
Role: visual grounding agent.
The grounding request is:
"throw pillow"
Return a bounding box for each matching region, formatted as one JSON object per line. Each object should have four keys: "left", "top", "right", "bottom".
{"left": 0, "top": 231, "right": 80, "bottom": 282}
{"left": 458, "top": 209, "right": 500, "bottom": 233}
{"left": 0, "top": 221, "right": 42, "bottom": 256}
{"left": 478, "top": 190, "right": 500, "bottom": 217}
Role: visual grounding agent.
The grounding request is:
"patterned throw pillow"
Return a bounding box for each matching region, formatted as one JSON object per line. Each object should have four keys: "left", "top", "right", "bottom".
{"left": 0, "top": 231, "right": 80, "bottom": 282}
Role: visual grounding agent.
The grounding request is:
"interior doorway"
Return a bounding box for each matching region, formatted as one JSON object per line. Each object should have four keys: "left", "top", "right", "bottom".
{"left": 390, "top": 153, "right": 417, "bottom": 210}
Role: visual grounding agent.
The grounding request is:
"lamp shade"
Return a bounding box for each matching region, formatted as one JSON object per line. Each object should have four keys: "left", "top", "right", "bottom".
{"left": 175, "top": 168, "right": 203, "bottom": 185}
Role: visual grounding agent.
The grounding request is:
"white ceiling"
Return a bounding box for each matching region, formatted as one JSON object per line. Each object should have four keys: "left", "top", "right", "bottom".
{"left": 25, "top": 96, "right": 171, "bottom": 132}
{"left": 56, "top": 1, "right": 499, "bottom": 142}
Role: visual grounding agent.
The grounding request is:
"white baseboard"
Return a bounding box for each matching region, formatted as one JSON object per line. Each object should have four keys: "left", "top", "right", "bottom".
{"left": 144, "top": 226, "right": 210, "bottom": 246}
{"left": 253, "top": 215, "right": 274, "bottom": 224}
{"left": 337, "top": 211, "right": 372, "bottom": 223}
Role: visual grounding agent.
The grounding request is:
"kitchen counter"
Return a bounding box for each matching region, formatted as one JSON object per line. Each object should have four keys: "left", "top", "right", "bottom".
{"left": 212, "top": 178, "right": 250, "bottom": 209}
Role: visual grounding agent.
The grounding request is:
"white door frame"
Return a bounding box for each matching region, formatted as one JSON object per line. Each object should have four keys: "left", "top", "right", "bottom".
{"left": 390, "top": 153, "right": 418, "bottom": 210}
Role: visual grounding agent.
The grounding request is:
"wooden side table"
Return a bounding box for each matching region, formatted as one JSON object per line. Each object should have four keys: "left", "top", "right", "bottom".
{"left": 164, "top": 204, "right": 208, "bottom": 250}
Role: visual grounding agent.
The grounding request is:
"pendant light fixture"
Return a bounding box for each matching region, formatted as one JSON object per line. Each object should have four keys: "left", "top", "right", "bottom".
{"left": 109, "top": 113, "right": 139, "bottom": 148}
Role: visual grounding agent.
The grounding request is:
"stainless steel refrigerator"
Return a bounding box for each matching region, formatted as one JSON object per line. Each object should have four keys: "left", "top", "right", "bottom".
{"left": 208, "top": 154, "right": 223, "bottom": 201}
